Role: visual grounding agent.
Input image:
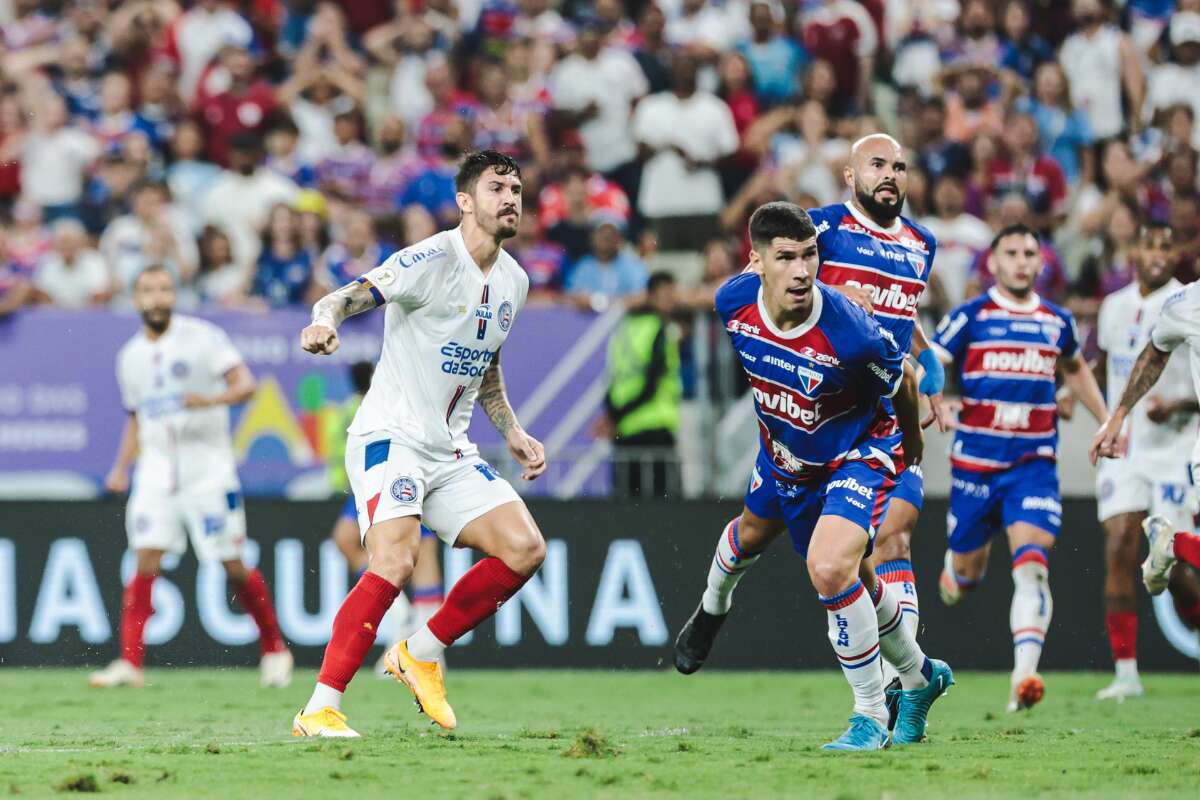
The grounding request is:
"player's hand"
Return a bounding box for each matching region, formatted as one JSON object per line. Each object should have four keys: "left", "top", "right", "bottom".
{"left": 921, "top": 392, "right": 950, "bottom": 432}
{"left": 184, "top": 393, "right": 213, "bottom": 409}
{"left": 301, "top": 323, "right": 340, "bottom": 355}
{"left": 1089, "top": 413, "right": 1127, "bottom": 465}
{"left": 104, "top": 466, "right": 129, "bottom": 494}
{"left": 1144, "top": 395, "right": 1173, "bottom": 423}
{"left": 506, "top": 426, "right": 547, "bottom": 481}
{"left": 832, "top": 284, "right": 874, "bottom": 315}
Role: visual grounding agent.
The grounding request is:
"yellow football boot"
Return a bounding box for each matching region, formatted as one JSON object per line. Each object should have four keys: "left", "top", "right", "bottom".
{"left": 384, "top": 641, "right": 457, "bottom": 730}
{"left": 291, "top": 707, "right": 360, "bottom": 738}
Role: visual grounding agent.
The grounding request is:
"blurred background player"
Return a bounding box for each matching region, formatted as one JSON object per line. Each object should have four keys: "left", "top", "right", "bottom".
{"left": 91, "top": 265, "right": 292, "bottom": 689}
{"left": 323, "top": 361, "right": 445, "bottom": 673}
{"left": 931, "top": 224, "right": 1107, "bottom": 712}
{"left": 1089, "top": 222, "right": 1200, "bottom": 701}
{"left": 673, "top": 135, "right": 946, "bottom": 702}
{"left": 294, "top": 151, "right": 547, "bottom": 737}
{"left": 675, "top": 202, "right": 952, "bottom": 751}
{"left": 1093, "top": 280, "right": 1200, "bottom": 632}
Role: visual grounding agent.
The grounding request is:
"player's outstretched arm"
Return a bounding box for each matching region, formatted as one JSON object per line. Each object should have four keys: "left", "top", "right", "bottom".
{"left": 911, "top": 320, "right": 948, "bottom": 432}
{"left": 105, "top": 412, "right": 139, "bottom": 494}
{"left": 301, "top": 279, "right": 379, "bottom": 355}
{"left": 186, "top": 365, "right": 257, "bottom": 408}
{"left": 479, "top": 351, "right": 546, "bottom": 481}
{"left": 894, "top": 360, "right": 924, "bottom": 466}
{"left": 1089, "top": 342, "right": 1171, "bottom": 465}
{"left": 1061, "top": 354, "right": 1108, "bottom": 424}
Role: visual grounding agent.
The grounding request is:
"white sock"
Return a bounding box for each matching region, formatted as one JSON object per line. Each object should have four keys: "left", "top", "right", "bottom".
{"left": 870, "top": 578, "right": 929, "bottom": 690}
{"left": 701, "top": 518, "right": 763, "bottom": 615}
{"left": 406, "top": 624, "right": 447, "bottom": 662}
{"left": 875, "top": 559, "right": 920, "bottom": 684}
{"left": 822, "top": 581, "right": 887, "bottom": 726}
{"left": 1115, "top": 658, "right": 1139, "bottom": 681}
{"left": 1011, "top": 546, "right": 1052, "bottom": 677}
{"left": 303, "top": 682, "right": 343, "bottom": 715}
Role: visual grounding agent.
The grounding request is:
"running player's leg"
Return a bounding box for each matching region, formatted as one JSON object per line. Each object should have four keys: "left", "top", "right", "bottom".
{"left": 332, "top": 495, "right": 368, "bottom": 575}
{"left": 939, "top": 470, "right": 998, "bottom": 605}
{"left": 675, "top": 451, "right": 786, "bottom": 673}
{"left": 1097, "top": 512, "right": 1145, "bottom": 699}
{"left": 870, "top": 465, "right": 923, "bottom": 640}
{"left": 1168, "top": 563, "right": 1200, "bottom": 632}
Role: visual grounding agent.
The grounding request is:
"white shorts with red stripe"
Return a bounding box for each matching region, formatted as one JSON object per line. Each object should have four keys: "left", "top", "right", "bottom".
{"left": 345, "top": 432, "right": 521, "bottom": 546}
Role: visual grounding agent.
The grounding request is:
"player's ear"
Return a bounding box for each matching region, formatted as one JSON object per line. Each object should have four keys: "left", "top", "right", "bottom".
{"left": 842, "top": 164, "right": 853, "bottom": 189}
{"left": 986, "top": 251, "right": 997, "bottom": 277}
{"left": 456, "top": 190, "right": 473, "bottom": 216}
{"left": 747, "top": 248, "right": 762, "bottom": 273}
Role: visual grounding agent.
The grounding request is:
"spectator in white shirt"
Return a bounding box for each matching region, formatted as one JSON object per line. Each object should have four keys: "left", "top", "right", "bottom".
{"left": 201, "top": 132, "right": 300, "bottom": 272}
{"left": 633, "top": 53, "right": 740, "bottom": 251}
{"left": 1058, "top": 0, "right": 1145, "bottom": 139}
{"left": 172, "top": 0, "right": 254, "bottom": 103}
{"left": 19, "top": 92, "right": 100, "bottom": 220}
{"left": 1145, "top": 12, "right": 1200, "bottom": 149}
{"left": 32, "top": 219, "right": 111, "bottom": 309}
{"left": 101, "top": 180, "right": 199, "bottom": 302}
{"left": 550, "top": 18, "right": 650, "bottom": 211}
{"left": 919, "top": 174, "right": 994, "bottom": 316}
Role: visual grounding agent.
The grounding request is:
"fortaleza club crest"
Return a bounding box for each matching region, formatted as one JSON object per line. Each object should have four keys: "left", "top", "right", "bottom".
{"left": 497, "top": 300, "right": 513, "bottom": 332}
{"left": 390, "top": 476, "right": 418, "bottom": 504}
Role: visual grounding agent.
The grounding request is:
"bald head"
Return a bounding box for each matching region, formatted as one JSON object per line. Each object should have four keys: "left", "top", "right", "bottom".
{"left": 845, "top": 133, "right": 908, "bottom": 226}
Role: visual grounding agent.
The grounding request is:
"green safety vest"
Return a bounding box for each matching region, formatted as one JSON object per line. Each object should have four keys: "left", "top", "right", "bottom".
{"left": 605, "top": 312, "right": 681, "bottom": 438}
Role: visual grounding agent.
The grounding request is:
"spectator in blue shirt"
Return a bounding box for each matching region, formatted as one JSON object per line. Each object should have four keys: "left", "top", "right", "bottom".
{"left": 397, "top": 116, "right": 473, "bottom": 227}
{"left": 998, "top": 0, "right": 1053, "bottom": 82}
{"left": 738, "top": 0, "right": 807, "bottom": 107}
{"left": 252, "top": 203, "right": 312, "bottom": 306}
{"left": 1016, "top": 62, "right": 1095, "bottom": 183}
{"left": 566, "top": 219, "right": 649, "bottom": 310}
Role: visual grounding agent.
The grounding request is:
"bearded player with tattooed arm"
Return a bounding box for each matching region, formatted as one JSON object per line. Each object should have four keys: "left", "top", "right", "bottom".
{"left": 292, "top": 150, "right": 548, "bottom": 738}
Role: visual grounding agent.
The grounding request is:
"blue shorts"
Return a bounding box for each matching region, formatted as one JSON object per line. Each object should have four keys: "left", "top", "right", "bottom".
{"left": 744, "top": 448, "right": 895, "bottom": 559}
{"left": 339, "top": 493, "right": 435, "bottom": 538}
{"left": 890, "top": 464, "right": 924, "bottom": 511}
{"left": 947, "top": 459, "right": 1062, "bottom": 554}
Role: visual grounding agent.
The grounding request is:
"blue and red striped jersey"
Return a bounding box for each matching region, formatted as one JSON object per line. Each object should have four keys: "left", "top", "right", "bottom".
{"left": 715, "top": 272, "right": 907, "bottom": 482}
{"left": 931, "top": 288, "right": 1079, "bottom": 473}
{"left": 808, "top": 203, "right": 938, "bottom": 355}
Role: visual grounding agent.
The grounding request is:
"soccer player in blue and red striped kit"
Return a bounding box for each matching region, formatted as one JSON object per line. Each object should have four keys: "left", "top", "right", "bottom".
{"left": 676, "top": 201, "right": 953, "bottom": 750}
{"left": 675, "top": 134, "right": 946, "bottom": 725}
{"left": 930, "top": 223, "right": 1107, "bottom": 711}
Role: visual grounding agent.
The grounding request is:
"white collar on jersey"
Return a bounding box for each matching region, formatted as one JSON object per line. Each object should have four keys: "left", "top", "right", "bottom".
{"left": 844, "top": 200, "right": 902, "bottom": 236}
{"left": 987, "top": 286, "right": 1042, "bottom": 312}
{"left": 757, "top": 282, "right": 823, "bottom": 339}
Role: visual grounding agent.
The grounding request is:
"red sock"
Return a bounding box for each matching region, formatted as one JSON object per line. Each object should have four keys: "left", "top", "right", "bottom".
{"left": 120, "top": 574, "right": 155, "bottom": 668}
{"left": 1173, "top": 532, "right": 1200, "bottom": 568}
{"left": 317, "top": 571, "right": 399, "bottom": 691}
{"left": 1105, "top": 610, "right": 1137, "bottom": 661}
{"left": 236, "top": 569, "right": 286, "bottom": 655}
{"left": 426, "top": 557, "right": 528, "bottom": 646}
{"left": 1172, "top": 595, "right": 1200, "bottom": 630}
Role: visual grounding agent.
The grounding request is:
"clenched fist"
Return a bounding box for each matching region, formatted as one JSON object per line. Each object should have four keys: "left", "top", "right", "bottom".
{"left": 301, "top": 323, "right": 340, "bottom": 355}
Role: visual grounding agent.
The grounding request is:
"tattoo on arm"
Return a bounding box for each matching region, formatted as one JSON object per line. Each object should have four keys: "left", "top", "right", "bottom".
{"left": 478, "top": 352, "right": 518, "bottom": 438}
{"left": 1116, "top": 343, "right": 1170, "bottom": 414}
{"left": 311, "top": 280, "right": 379, "bottom": 328}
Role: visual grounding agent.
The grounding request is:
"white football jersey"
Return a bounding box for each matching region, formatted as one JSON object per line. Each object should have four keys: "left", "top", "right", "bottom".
{"left": 348, "top": 227, "right": 529, "bottom": 460}
{"left": 116, "top": 315, "right": 243, "bottom": 493}
{"left": 1098, "top": 279, "right": 1198, "bottom": 471}
{"left": 1151, "top": 281, "right": 1200, "bottom": 465}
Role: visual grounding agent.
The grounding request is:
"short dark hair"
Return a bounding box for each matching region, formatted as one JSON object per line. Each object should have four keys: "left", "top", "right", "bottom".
{"left": 647, "top": 271, "right": 676, "bottom": 293}
{"left": 455, "top": 149, "right": 521, "bottom": 194}
{"left": 349, "top": 361, "right": 374, "bottom": 395}
{"left": 133, "top": 263, "right": 173, "bottom": 288}
{"left": 748, "top": 202, "right": 816, "bottom": 249}
{"left": 990, "top": 222, "right": 1039, "bottom": 252}
{"left": 1138, "top": 220, "right": 1173, "bottom": 241}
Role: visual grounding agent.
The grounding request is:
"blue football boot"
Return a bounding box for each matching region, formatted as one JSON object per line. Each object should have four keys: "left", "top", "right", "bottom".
{"left": 892, "top": 659, "right": 955, "bottom": 745}
{"left": 820, "top": 714, "right": 890, "bottom": 751}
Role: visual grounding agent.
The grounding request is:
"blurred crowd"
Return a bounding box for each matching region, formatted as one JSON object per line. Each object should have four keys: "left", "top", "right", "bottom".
{"left": 0, "top": 0, "right": 1195, "bottom": 352}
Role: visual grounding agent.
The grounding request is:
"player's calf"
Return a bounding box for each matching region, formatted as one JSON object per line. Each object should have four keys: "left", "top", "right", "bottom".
{"left": 1008, "top": 541, "right": 1053, "bottom": 711}
{"left": 938, "top": 549, "right": 984, "bottom": 606}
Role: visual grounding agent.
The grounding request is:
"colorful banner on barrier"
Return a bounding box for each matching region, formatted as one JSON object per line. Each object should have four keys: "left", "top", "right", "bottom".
{"left": 1, "top": 499, "right": 1196, "bottom": 671}
{"left": 0, "top": 307, "right": 615, "bottom": 497}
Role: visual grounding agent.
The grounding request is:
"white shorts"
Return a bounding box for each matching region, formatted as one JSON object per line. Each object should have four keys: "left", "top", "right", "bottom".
{"left": 345, "top": 433, "right": 521, "bottom": 545}
{"left": 1095, "top": 457, "right": 1196, "bottom": 529}
{"left": 127, "top": 487, "right": 247, "bottom": 562}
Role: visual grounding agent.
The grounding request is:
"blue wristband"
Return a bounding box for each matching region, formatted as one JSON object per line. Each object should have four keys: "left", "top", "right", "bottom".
{"left": 916, "top": 348, "right": 945, "bottom": 396}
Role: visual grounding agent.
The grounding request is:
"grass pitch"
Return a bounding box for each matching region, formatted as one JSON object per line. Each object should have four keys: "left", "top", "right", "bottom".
{"left": 0, "top": 669, "right": 1197, "bottom": 799}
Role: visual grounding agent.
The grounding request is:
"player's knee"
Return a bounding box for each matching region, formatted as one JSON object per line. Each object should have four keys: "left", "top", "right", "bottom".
{"left": 503, "top": 529, "right": 545, "bottom": 576}
{"left": 808, "top": 559, "right": 855, "bottom": 598}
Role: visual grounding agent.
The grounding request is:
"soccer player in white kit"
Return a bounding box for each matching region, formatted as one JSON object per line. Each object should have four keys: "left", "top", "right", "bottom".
{"left": 1092, "top": 269, "right": 1200, "bottom": 647}
{"left": 90, "top": 265, "right": 293, "bottom": 689}
{"left": 1090, "top": 223, "right": 1200, "bottom": 701}
{"left": 292, "top": 151, "right": 547, "bottom": 737}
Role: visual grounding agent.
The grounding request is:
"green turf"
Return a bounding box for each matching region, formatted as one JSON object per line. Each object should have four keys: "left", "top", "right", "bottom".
{"left": 0, "top": 669, "right": 1197, "bottom": 799}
